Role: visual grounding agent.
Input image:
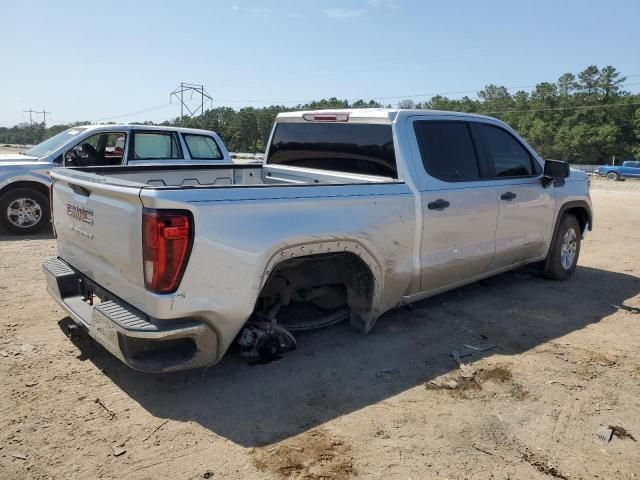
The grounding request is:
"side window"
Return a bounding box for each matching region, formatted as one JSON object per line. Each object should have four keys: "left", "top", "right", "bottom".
{"left": 65, "top": 132, "right": 127, "bottom": 167}
{"left": 414, "top": 121, "right": 480, "bottom": 181}
{"left": 132, "top": 132, "right": 182, "bottom": 160}
{"left": 183, "top": 134, "right": 223, "bottom": 160}
{"left": 479, "top": 124, "right": 536, "bottom": 177}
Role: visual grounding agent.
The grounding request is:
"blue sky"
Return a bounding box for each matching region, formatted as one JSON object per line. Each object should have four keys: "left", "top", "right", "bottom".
{"left": 1, "top": 0, "right": 639, "bottom": 127}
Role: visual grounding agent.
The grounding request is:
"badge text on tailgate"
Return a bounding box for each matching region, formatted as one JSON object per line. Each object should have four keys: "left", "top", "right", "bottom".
{"left": 66, "top": 203, "right": 94, "bottom": 226}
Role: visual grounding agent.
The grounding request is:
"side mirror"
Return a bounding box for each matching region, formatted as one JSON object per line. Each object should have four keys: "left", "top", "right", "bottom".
{"left": 543, "top": 159, "right": 570, "bottom": 186}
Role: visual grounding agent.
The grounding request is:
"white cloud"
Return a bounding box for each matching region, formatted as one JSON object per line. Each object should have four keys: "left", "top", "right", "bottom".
{"left": 231, "top": 4, "right": 239, "bottom": 11}
{"left": 324, "top": 8, "right": 365, "bottom": 18}
{"left": 368, "top": 0, "right": 401, "bottom": 8}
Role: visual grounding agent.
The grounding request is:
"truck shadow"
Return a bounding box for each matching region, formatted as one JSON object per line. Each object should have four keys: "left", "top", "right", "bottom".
{"left": 60, "top": 265, "right": 640, "bottom": 447}
{"left": 0, "top": 229, "right": 54, "bottom": 242}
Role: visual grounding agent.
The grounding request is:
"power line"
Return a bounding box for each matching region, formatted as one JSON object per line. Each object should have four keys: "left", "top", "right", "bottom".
{"left": 211, "top": 81, "right": 640, "bottom": 106}
{"left": 92, "top": 104, "right": 172, "bottom": 122}
{"left": 485, "top": 101, "right": 640, "bottom": 115}
{"left": 85, "top": 77, "right": 640, "bottom": 123}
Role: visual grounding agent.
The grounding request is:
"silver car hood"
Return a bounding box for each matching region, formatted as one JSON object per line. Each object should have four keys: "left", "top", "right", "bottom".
{"left": 0, "top": 153, "right": 47, "bottom": 167}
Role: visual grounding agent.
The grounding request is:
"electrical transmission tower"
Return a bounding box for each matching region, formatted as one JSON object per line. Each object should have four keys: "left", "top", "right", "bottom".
{"left": 23, "top": 108, "right": 51, "bottom": 142}
{"left": 170, "top": 83, "right": 213, "bottom": 118}
{"left": 23, "top": 108, "right": 52, "bottom": 126}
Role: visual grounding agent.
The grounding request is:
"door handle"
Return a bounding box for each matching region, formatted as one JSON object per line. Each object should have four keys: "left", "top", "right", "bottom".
{"left": 70, "top": 184, "right": 91, "bottom": 197}
{"left": 427, "top": 199, "right": 450, "bottom": 210}
{"left": 500, "top": 191, "right": 517, "bottom": 201}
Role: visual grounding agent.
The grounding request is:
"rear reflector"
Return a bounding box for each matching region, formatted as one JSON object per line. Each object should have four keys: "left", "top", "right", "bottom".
{"left": 142, "top": 209, "right": 193, "bottom": 293}
{"left": 302, "top": 113, "right": 349, "bottom": 122}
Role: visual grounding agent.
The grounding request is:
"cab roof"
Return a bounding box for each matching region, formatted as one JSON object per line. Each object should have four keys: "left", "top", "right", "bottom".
{"left": 275, "top": 108, "right": 498, "bottom": 124}
{"left": 74, "top": 124, "right": 219, "bottom": 135}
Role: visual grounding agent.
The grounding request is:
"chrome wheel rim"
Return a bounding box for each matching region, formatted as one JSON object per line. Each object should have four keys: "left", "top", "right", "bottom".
{"left": 560, "top": 228, "right": 577, "bottom": 270}
{"left": 7, "top": 198, "right": 42, "bottom": 228}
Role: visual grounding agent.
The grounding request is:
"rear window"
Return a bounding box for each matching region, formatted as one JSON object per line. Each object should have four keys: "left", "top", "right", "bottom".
{"left": 267, "top": 123, "right": 397, "bottom": 178}
{"left": 183, "top": 134, "right": 223, "bottom": 160}
{"left": 132, "top": 132, "right": 182, "bottom": 160}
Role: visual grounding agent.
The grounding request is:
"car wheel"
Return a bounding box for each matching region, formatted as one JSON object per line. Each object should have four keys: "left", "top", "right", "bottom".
{"left": 544, "top": 214, "right": 581, "bottom": 281}
{"left": 606, "top": 172, "right": 619, "bottom": 181}
{"left": 0, "top": 188, "right": 50, "bottom": 235}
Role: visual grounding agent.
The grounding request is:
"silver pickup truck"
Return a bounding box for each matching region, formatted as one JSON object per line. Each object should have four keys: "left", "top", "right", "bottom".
{"left": 0, "top": 125, "right": 231, "bottom": 234}
{"left": 43, "top": 109, "right": 592, "bottom": 373}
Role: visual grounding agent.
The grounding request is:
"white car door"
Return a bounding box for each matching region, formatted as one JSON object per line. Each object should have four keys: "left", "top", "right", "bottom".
{"left": 409, "top": 117, "right": 499, "bottom": 292}
{"left": 475, "top": 123, "right": 556, "bottom": 269}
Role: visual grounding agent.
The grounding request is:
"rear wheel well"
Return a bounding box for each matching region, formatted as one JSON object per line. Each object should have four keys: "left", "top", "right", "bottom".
{"left": 0, "top": 181, "right": 50, "bottom": 201}
{"left": 256, "top": 252, "right": 376, "bottom": 332}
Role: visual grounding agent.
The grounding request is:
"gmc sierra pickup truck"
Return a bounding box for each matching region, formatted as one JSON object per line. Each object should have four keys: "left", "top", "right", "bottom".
{"left": 43, "top": 109, "right": 592, "bottom": 373}
{"left": 0, "top": 124, "right": 231, "bottom": 234}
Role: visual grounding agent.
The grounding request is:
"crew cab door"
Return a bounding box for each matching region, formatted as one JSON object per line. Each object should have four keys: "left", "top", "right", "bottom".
{"left": 409, "top": 118, "right": 499, "bottom": 292}
{"left": 621, "top": 161, "right": 640, "bottom": 177}
{"left": 475, "top": 123, "right": 555, "bottom": 269}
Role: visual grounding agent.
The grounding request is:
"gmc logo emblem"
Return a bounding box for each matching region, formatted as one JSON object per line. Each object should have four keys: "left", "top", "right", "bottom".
{"left": 66, "top": 204, "right": 94, "bottom": 226}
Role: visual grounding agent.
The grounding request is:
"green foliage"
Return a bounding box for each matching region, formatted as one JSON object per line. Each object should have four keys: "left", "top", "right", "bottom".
{"left": 1, "top": 66, "right": 638, "bottom": 163}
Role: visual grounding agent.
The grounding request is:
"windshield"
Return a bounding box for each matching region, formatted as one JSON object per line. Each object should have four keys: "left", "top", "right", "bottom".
{"left": 25, "top": 127, "right": 89, "bottom": 158}
{"left": 267, "top": 122, "right": 397, "bottom": 178}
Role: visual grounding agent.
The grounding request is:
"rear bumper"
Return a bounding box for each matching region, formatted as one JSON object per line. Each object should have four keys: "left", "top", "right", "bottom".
{"left": 42, "top": 257, "right": 217, "bottom": 373}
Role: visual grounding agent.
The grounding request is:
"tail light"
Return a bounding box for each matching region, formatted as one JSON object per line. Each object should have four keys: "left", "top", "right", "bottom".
{"left": 142, "top": 209, "right": 193, "bottom": 293}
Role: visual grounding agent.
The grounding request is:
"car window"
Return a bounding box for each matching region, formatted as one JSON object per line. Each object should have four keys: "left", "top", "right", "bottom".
{"left": 267, "top": 123, "right": 397, "bottom": 178}
{"left": 479, "top": 124, "right": 535, "bottom": 177}
{"left": 183, "top": 134, "right": 223, "bottom": 160}
{"left": 413, "top": 121, "right": 480, "bottom": 181}
{"left": 132, "top": 132, "right": 182, "bottom": 160}
{"left": 65, "top": 132, "right": 127, "bottom": 167}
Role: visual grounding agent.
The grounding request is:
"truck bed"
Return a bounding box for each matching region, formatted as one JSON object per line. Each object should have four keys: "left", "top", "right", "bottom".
{"left": 58, "top": 163, "right": 397, "bottom": 190}
{"left": 49, "top": 162, "right": 412, "bottom": 327}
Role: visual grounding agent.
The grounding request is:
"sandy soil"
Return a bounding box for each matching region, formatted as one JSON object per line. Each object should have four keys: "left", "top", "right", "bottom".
{"left": 1, "top": 181, "right": 639, "bottom": 480}
{"left": 0, "top": 145, "right": 30, "bottom": 155}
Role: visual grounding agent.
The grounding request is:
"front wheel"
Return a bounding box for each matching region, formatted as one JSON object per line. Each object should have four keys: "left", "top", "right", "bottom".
{"left": 0, "top": 188, "right": 50, "bottom": 235}
{"left": 544, "top": 214, "right": 581, "bottom": 280}
{"left": 606, "top": 172, "right": 619, "bottom": 181}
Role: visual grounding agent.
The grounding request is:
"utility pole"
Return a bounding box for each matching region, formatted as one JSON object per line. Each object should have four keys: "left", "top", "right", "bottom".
{"left": 170, "top": 83, "right": 213, "bottom": 119}
{"left": 23, "top": 109, "right": 37, "bottom": 126}
{"left": 41, "top": 107, "right": 52, "bottom": 127}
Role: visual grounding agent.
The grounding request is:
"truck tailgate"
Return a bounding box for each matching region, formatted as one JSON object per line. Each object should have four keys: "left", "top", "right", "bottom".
{"left": 51, "top": 171, "right": 146, "bottom": 302}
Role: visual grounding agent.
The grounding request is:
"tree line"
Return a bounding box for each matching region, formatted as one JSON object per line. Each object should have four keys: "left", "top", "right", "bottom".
{"left": 2, "top": 65, "right": 638, "bottom": 164}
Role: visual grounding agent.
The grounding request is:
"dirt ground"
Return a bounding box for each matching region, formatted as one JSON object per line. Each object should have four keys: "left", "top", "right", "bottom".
{"left": 1, "top": 178, "right": 639, "bottom": 480}
{"left": 0, "top": 145, "right": 30, "bottom": 154}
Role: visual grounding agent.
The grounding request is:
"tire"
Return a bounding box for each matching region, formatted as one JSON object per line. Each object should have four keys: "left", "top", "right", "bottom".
{"left": 0, "top": 188, "right": 50, "bottom": 235}
{"left": 606, "top": 172, "right": 619, "bottom": 181}
{"left": 544, "top": 214, "right": 581, "bottom": 281}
